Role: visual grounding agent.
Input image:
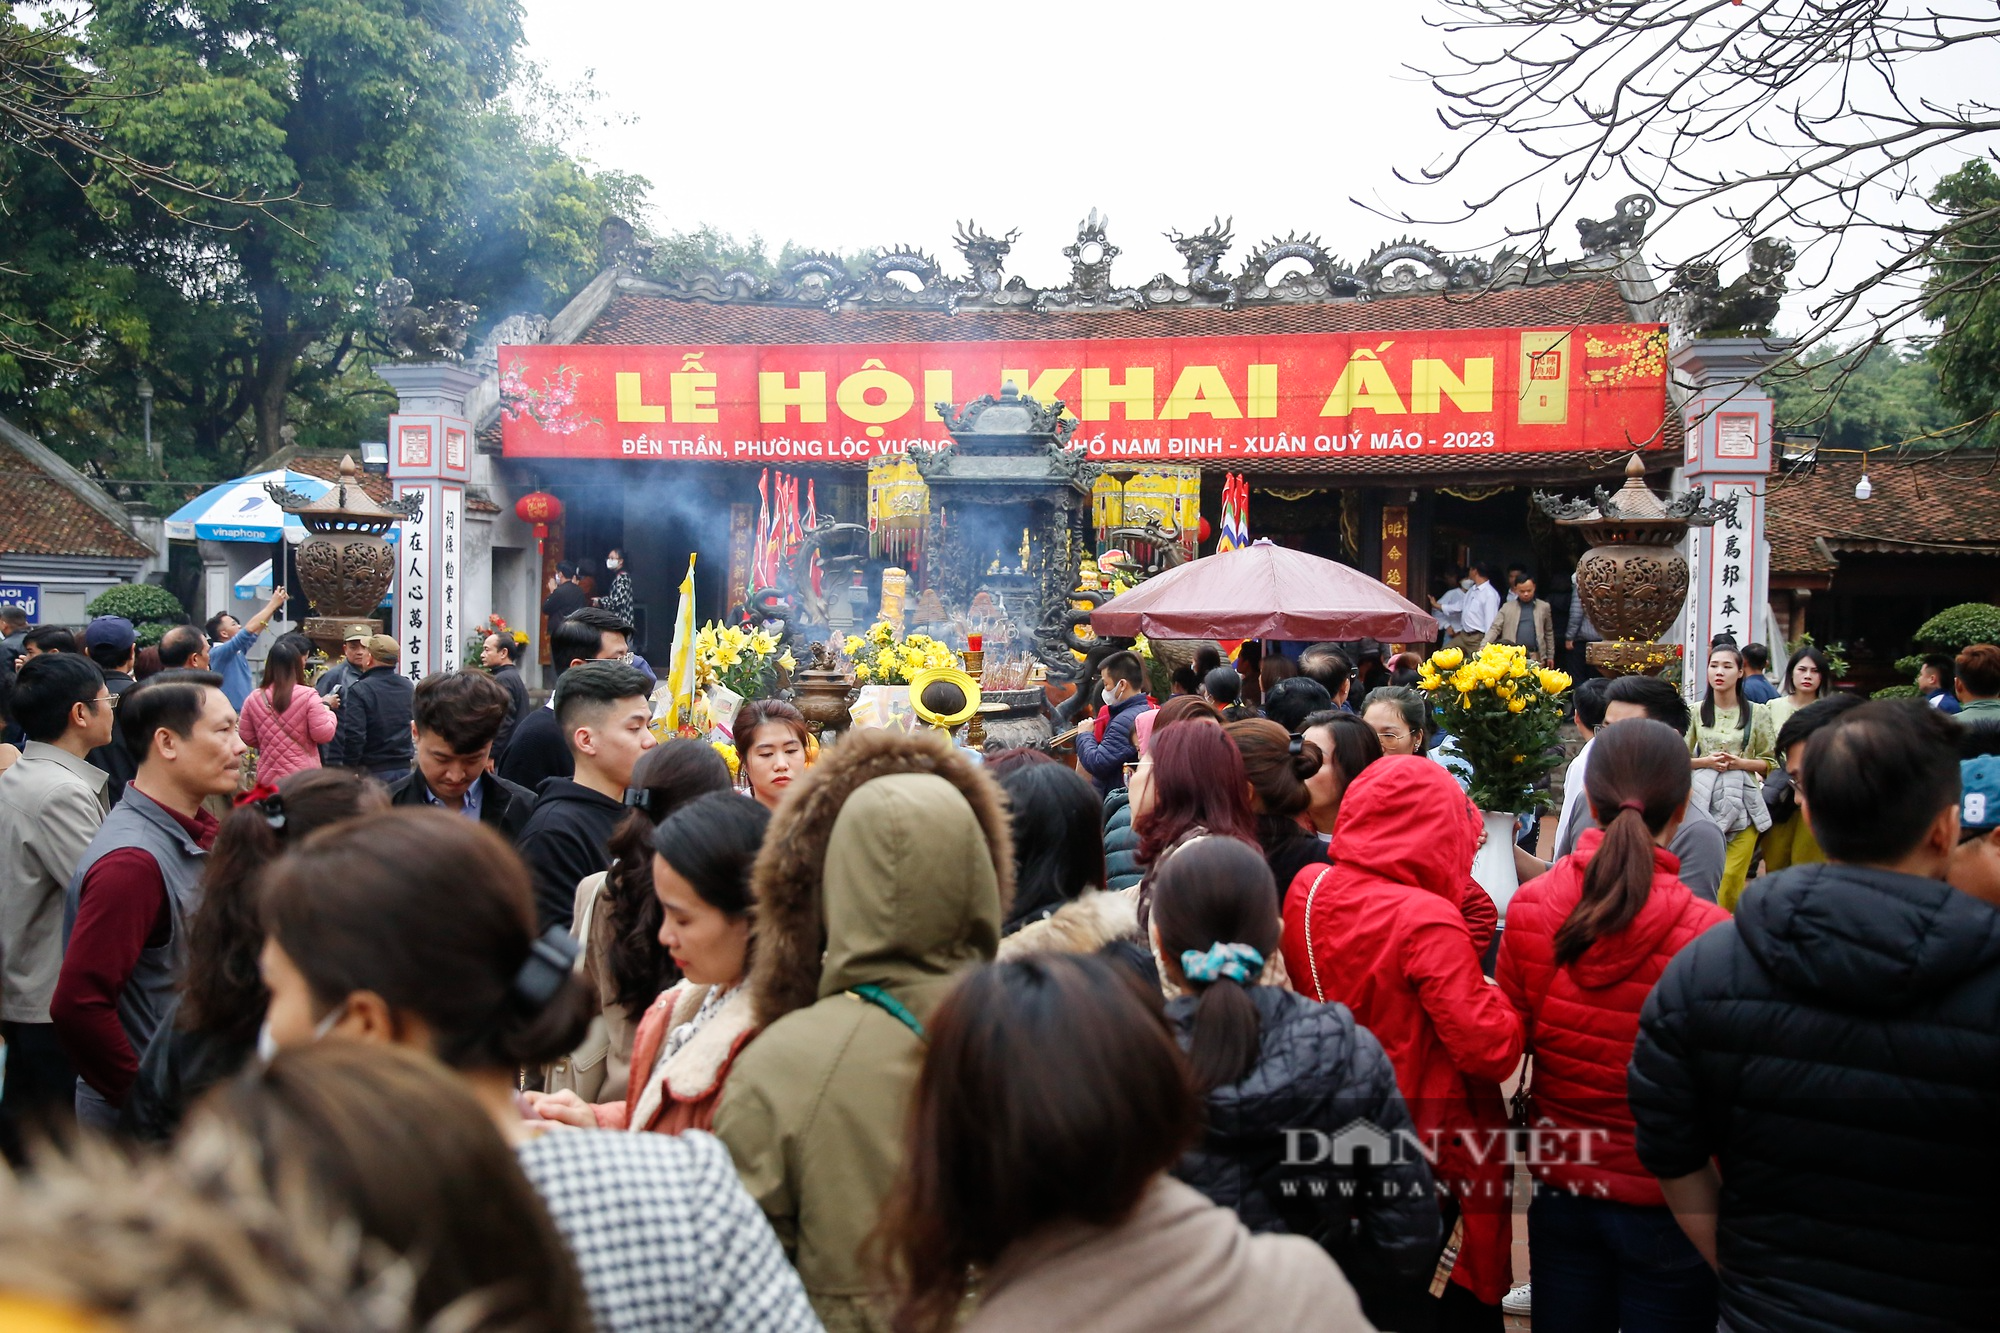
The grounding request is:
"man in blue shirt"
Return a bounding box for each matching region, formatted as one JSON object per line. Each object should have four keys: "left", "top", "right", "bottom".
{"left": 1739, "top": 643, "right": 1781, "bottom": 704}
{"left": 204, "top": 585, "right": 288, "bottom": 710}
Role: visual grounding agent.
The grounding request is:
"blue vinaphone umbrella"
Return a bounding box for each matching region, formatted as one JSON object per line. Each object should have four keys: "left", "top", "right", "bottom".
{"left": 166, "top": 469, "right": 332, "bottom": 542}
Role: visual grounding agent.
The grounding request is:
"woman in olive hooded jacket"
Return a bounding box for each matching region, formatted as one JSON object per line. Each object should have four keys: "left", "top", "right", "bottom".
{"left": 713, "top": 728, "right": 1013, "bottom": 1333}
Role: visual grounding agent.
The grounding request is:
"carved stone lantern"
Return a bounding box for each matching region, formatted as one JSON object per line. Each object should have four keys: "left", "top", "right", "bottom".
{"left": 1533, "top": 454, "right": 1734, "bottom": 676}
{"left": 266, "top": 455, "right": 424, "bottom": 652}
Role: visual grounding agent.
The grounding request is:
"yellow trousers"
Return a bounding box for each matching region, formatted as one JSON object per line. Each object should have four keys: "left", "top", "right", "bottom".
{"left": 1761, "top": 811, "right": 1825, "bottom": 875}
{"left": 1718, "top": 826, "right": 1761, "bottom": 913}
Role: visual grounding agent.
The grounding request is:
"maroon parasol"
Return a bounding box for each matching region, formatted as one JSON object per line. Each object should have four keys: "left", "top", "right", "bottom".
{"left": 1089, "top": 540, "right": 1438, "bottom": 642}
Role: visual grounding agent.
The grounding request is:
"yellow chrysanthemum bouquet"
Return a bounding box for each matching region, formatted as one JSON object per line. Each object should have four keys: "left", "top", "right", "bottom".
{"left": 695, "top": 621, "right": 796, "bottom": 700}
{"left": 839, "top": 620, "right": 961, "bottom": 686}
{"left": 1418, "top": 643, "right": 1571, "bottom": 813}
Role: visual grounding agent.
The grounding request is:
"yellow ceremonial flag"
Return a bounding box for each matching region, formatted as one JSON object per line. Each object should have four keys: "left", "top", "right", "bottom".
{"left": 664, "top": 553, "right": 698, "bottom": 731}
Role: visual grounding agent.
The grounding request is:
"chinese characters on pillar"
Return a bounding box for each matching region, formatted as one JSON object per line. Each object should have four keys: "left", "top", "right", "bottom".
{"left": 1380, "top": 506, "right": 1410, "bottom": 600}
{"left": 396, "top": 483, "right": 435, "bottom": 683}
{"left": 1704, "top": 482, "right": 1759, "bottom": 649}
{"left": 384, "top": 364, "right": 476, "bottom": 682}
{"left": 439, "top": 486, "right": 464, "bottom": 670}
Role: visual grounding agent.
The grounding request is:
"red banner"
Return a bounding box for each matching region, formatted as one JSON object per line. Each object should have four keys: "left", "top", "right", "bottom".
{"left": 498, "top": 324, "right": 1667, "bottom": 464}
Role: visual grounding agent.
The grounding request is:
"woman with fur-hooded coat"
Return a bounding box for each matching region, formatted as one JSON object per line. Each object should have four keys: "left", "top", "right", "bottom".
{"left": 713, "top": 729, "right": 1012, "bottom": 1333}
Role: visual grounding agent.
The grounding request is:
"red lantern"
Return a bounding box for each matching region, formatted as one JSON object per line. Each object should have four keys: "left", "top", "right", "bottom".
{"left": 514, "top": 491, "right": 563, "bottom": 555}
{"left": 1198, "top": 515, "right": 1213, "bottom": 544}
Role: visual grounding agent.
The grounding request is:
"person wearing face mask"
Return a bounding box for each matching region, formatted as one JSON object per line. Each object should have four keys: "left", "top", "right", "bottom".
{"left": 527, "top": 792, "right": 770, "bottom": 1135}
{"left": 1431, "top": 569, "right": 1473, "bottom": 647}
{"left": 1076, "top": 651, "right": 1154, "bottom": 800}
{"left": 121, "top": 768, "right": 388, "bottom": 1141}
{"left": 598, "top": 548, "right": 635, "bottom": 624}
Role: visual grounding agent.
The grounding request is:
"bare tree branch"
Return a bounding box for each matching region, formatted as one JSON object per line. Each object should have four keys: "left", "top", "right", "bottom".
{"left": 1376, "top": 0, "right": 2000, "bottom": 441}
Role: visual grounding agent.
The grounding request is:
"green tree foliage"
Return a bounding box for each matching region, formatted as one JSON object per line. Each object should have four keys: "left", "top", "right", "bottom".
{"left": 85, "top": 583, "right": 187, "bottom": 645}
{"left": 645, "top": 228, "right": 877, "bottom": 286}
{"left": 1769, "top": 343, "right": 1958, "bottom": 453}
{"left": 0, "top": 0, "right": 650, "bottom": 479}
{"left": 1925, "top": 159, "right": 2000, "bottom": 447}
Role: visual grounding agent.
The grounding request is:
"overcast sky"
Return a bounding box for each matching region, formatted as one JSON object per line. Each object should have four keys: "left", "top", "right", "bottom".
{"left": 515, "top": 0, "right": 1551, "bottom": 287}
{"left": 516, "top": 0, "right": 1994, "bottom": 338}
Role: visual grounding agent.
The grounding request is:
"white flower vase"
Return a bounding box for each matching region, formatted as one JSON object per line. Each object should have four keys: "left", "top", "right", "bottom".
{"left": 1471, "top": 809, "right": 1521, "bottom": 923}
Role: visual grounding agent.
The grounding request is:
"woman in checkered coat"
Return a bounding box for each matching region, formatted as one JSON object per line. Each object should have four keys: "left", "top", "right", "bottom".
{"left": 255, "top": 807, "right": 821, "bottom": 1333}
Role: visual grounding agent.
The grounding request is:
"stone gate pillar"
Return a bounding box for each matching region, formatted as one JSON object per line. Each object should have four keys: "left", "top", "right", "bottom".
{"left": 377, "top": 362, "right": 480, "bottom": 683}
{"left": 1671, "top": 337, "right": 1789, "bottom": 698}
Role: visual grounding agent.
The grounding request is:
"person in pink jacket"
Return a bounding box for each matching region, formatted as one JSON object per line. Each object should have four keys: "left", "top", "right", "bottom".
{"left": 237, "top": 639, "right": 335, "bottom": 783}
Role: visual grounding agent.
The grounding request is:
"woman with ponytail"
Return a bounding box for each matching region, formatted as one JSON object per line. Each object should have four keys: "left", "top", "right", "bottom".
{"left": 1225, "top": 718, "right": 1331, "bottom": 904}
{"left": 257, "top": 808, "right": 818, "bottom": 1333}
{"left": 1150, "top": 837, "right": 1439, "bottom": 1330}
{"left": 1496, "top": 718, "right": 1728, "bottom": 1332}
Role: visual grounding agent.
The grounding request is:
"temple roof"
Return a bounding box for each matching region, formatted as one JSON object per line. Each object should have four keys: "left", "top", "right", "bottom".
{"left": 0, "top": 414, "right": 153, "bottom": 561}
{"left": 577, "top": 271, "right": 1640, "bottom": 347}
{"left": 1766, "top": 452, "right": 2000, "bottom": 578}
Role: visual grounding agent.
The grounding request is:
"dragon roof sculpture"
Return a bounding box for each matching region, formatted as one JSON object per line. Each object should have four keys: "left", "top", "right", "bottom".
{"left": 628, "top": 195, "right": 1658, "bottom": 317}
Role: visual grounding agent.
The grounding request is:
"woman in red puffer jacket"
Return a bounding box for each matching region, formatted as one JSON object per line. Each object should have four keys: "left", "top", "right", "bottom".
{"left": 1496, "top": 718, "right": 1727, "bottom": 1333}
{"left": 1282, "top": 755, "right": 1524, "bottom": 1324}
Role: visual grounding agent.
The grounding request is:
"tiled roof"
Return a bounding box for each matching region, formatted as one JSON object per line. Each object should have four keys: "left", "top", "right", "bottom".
{"left": 0, "top": 432, "right": 153, "bottom": 560}
{"left": 1234, "top": 447, "right": 1670, "bottom": 482}
{"left": 580, "top": 275, "right": 1638, "bottom": 346}
{"left": 286, "top": 454, "right": 396, "bottom": 505}
{"left": 284, "top": 452, "right": 500, "bottom": 512}
{"left": 1767, "top": 453, "right": 2000, "bottom": 576}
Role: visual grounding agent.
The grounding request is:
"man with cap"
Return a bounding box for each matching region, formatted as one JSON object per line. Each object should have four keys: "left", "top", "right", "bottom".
{"left": 81, "top": 617, "right": 139, "bottom": 805}
{"left": 1947, "top": 755, "right": 2000, "bottom": 908}
{"left": 324, "top": 634, "right": 413, "bottom": 783}
{"left": 314, "top": 624, "right": 373, "bottom": 702}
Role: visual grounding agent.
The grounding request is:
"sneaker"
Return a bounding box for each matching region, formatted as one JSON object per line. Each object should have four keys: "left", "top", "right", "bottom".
{"left": 1502, "top": 1282, "right": 1532, "bottom": 1315}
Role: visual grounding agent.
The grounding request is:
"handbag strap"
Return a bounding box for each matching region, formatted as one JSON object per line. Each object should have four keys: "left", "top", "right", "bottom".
{"left": 849, "top": 983, "right": 925, "bottom": 1040}
{"left": 1301, "top": 867, "right": 1333, "bottom": 1002}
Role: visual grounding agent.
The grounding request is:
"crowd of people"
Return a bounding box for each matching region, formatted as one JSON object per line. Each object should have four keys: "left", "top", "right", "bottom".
{"left": 3, "top": 592, "right": 2000, "bottom": 1333}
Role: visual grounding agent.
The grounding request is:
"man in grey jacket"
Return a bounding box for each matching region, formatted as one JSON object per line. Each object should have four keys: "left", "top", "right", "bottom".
{"left": 1489, "top": 575, "right": 1557, "bottom": 668}
{"left": 53, "top": 670, "right": 243, "bottom": 1130}
{"left": 0, "top": 654, "right": 113, "bottom": 1154}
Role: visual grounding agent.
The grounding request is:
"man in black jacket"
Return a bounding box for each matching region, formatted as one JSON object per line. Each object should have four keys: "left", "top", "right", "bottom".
{"left": 388, "top": 669, "right": 534, "bottom": 839}
{"left": 479, "top": 629, "right": 530, "bottom": 766}
{"left": 1631, "top": 700, "right": 2000, "bottom": 1332}
{"left": 81, "top": 616, "right": 139, "bottom": 804}
{"left": 1074, "top": 650, "right": 1152, "bottom": 799}
{"left": 515, "top": 660, "right": 654, "bottom": 932}
{"left": 326, "top": 635, "right": 414, "bottom": 782}
{"left": 498, "top": 607, "right": 633, "bottom": 793}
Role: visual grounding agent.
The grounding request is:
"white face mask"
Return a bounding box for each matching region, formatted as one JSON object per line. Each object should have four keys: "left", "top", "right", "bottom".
{"left": 256, "top": 1000, "right": 349, "bottom": 1065}
{"left": 606, "top": 558, "right": 622, "bottom": 571}
{"left": 1460, "top": 578, "right": 1474, "bottom": 591}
